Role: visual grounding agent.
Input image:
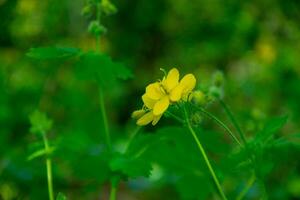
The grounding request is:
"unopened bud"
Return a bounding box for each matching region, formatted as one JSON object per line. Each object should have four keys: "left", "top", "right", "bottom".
{"left": 209, "top": 85, "right": 223, "bottom": 99}
{"left": 88, "top": 21, "right": 107, "bottom": 36}
{"left": 212, "top": 70, "right": 224, "bottom": 87}
{"left": 190, "top": 90, "right": 207, "bottom": 106}
{"left": 191, "top": 113, "right": 203, "bottom": 126}
{"left": 101, "top": 0, "right": 117, "bottom": 15}
{"left": 81, "top": 5, "right": 93, "bottom": 17}
{"left": 131, "top": 109, "right": 146, "bottom": 119}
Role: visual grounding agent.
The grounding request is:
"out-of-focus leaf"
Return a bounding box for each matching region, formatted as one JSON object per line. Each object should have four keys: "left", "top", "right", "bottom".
{"left": 75, "top": 52, "right": 133, "bottom": 88}
{"left": 109, "top": 153, "right": 152, "bottom": 178}
{"left": 255, "top": 116, "right": 288, "bottom": 143}
{"left": 27, "top": 146, "right": 56, "bottom": 161}
{"left": 29, "top": 110, "right": 53, "bottom": 135}
{"left": 56, "top": 192, "right": 67, "bottom": 200}
{"left": 26, "top": 47, "right": 81, "bottom": 60}
{"left": 175, "top": 174, "right": 211, "bottom": 200}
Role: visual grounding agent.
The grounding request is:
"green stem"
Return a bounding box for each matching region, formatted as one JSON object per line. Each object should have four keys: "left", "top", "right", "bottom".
{"left": 109, "top": 183, "right": 117, "bottom": 200}
{"left": 165, "top": 111, "right": 185, "bottom": 124}
{"left": 42, "top": 134, "right": 54, "bottom": 200}
{"left": 99, "top": 88, "right": 111, "bottom": 151}
{"left": 183, "top": 106, "right": 228, "bottom": 200}
{"left": 193, "top": 105, "right": 242, "bottom": 147}
{"left": 219, "top": 99, "right": 247, "bottom": 145}
{"left": 125, "top": 126, "right": 141, "bottom": 152}
{"left": 95, "top": 1, "right": 101, "bottom": 52}
{"left": 236, "top": 173, "right": 256, "bottom": 200}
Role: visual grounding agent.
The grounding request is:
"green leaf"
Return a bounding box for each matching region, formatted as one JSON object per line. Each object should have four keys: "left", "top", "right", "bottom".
{"left": 75, "top": 52, "right": 133, "bottom": 88}
{"left": 109, "top": 153, "right": 152, "bottom": 178}
{"left": 27, "top": 146, "right": 56, "bottom": 161}
{"left": 175, "top": 175, "right": 211, "bottom": 200}
{"left": 56, "top": 192, "right": 67, "bottom": 200}
{"left": 27, "top": 47, "right": 80, "bottom": 60}
{"left": 255, "top": 115, "right": 288, "bottom": 143}
{"left": 255, "top": 116, "right": 287, "bottom": 143}
{"left": 29, "top": 110, "right": 53, "bottom": 135}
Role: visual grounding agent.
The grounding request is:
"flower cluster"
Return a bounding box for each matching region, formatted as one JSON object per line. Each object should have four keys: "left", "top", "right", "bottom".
{"left": 132, "top": 68, "right": 196, "bottom": 126}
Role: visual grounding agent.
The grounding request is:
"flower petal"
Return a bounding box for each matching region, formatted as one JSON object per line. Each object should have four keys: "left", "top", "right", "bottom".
{"left": 137, "top": 112, "right": 154, "bottom": 126}
{"left": 169, "top": 85, "right": 183, "bottom": 102}
{"left": 131, "top": 109, "right": 146, "bottom": 119}
{"left": 145, "top": 82, "right": 164, "bottom": 100}
{"left": 153, "top": 96, "right": 169, "bottom": 115}
{"left": 152, "top": 114, "right": 162, "bottom": 125}
{"left": 142, "top": 94, "right": 156, "bottom": 109}
{"left": 162, "top": 68, "right": 179, "bottom": 92}
{"left": 180, "top": 74, "right": 196, "bottom": 94}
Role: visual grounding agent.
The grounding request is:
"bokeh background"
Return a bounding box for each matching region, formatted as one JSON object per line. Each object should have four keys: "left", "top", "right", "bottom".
{"left": 1, "top": 0, "right": 300, "bottom": 199}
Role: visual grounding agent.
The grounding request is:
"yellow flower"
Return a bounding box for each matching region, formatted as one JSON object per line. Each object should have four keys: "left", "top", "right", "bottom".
{"left": 132, "top": 68, "right": 196, "bottom": 126}
{"left": 144, "top": 68, "right": 196, "bottom": 115}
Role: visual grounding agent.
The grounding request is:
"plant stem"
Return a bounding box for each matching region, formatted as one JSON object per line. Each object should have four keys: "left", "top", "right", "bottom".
{"left": 183, "top": 106, "right": 228, "bottom": 200}
{"left": 219, "top": 99, "right": 247, "bottom": 145}
{"left": 99, "top": 88, "right": 111, "bottom": 151}
{"left": 109, "top": 183, "right": 117, "bottom": 200}
{"left": 193, "top": 104, "right": 242, "bottom": 147}
{"left": 96, "top": 1, "right": 101, "bottom": 52}
{"left": 165, "top": 111, "right": 185, "bottom": 124}
{"left": 124, "top": 126, "right": 141, "bottom": 153}
{"left": 236, "top": 173, "right": 256, "bottom": 200}
{"left": 42, "top": 134, "right": 54, "bottom": 200}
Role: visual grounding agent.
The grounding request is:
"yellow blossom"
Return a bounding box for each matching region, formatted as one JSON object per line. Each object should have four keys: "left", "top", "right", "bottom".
{"left": 132, "top": 68, "right": 196, "bottom": 126}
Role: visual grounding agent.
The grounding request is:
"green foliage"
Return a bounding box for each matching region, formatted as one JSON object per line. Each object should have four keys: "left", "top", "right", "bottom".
{"left": 76, "top": 52, "right": 133, "bottom": 88}
{"left": 29, "top": 110, "right": 53, "bottom": 135}
{"left": 255, "top": 116, "right": 288, "bottom": 143}
{"left": 27, "top": 146, "right": 56, "bottom": 161}
{"left": 56, "top": 192, "right": 67, "bottom": 200}
{"left": 1, "top": 0, "right": 300, "bottom": 199}
{"left": 109, "top": 153, "right": 152, "bottom": 178}
{"left": 26, "top": 47, "right": 81, "bottom": 60}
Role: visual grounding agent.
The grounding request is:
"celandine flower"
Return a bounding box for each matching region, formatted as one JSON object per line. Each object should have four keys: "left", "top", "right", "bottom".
{"left": 132, "top": 68, "right": 196, "bottom": 126}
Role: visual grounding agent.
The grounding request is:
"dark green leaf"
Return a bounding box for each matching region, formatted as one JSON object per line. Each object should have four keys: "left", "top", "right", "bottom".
{"left": 109, "top": 153, "right": 152, "bottom": 178}
{"left": 75, "top": 52, "right": 133, "bottom": 88}
{"left": 27, "top": 47, "right": 81, "bottom": 60}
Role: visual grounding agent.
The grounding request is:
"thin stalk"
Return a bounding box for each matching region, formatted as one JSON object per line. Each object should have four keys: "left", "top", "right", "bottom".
{"left": 42, "top": 134, "right": 54, "bottom": 200}
{"left": 109, "top": 183, "right": 117, "bottom": 200}
{"left": 95, "top": 1, "right": 101, "bottom": 52}
{"left": 99, "top": 88, "right": 111, "bottom": 151}
{"left": 165, "top": 111, "right": 185, "bottom": 124}
{"left": 236, "top": 173, "right": 256, "bottom": 200}
{"left": 193, "top": 105, "right": 242, "bottom": 147}
{"left": 219, "top": 99, "right": 247, "bottom": 145}
{"left": 125, "top": 126, "right": 141, "bottom": 152}
{"left": 183, "top": 106, "right": 228, "bottom": 200}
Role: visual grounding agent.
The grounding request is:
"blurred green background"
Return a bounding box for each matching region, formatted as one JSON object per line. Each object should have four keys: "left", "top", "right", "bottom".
{"left": 1, "top": 0, "right": 300, "bottom": 199}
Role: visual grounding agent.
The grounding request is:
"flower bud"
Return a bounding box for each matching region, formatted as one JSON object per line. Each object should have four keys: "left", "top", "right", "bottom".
{"left": 212, "top": 70, "right": 224, "bottom": 87}
{"left": 88, "top": 21, "right": 107, "bottom": 36}
{"left": 191, "top": 112, "right": 203, "bottom": 126}
{"left": 190, "top": 90, "right": 207, "bottom": 106}
{"left": 209, "top": 85, "right": 223, "bottom": 99}
{"left": 131, "top": 109, "right": 146, "bottom": 119}
{"left": 81, "top": 5, "right": 93, "bottom": 17}
{"left": 101, "top": 0, "right": 117, "bottom": 15}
